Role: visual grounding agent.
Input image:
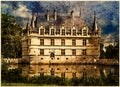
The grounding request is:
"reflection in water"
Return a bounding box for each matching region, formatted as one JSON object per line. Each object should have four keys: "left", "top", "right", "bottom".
{"left": 10, "top": 64, "right": 118, "bottom": 79}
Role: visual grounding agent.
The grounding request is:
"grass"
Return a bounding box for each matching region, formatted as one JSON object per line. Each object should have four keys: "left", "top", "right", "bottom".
{"left": 1, "top": 82, "right": 58, "bottom": 86}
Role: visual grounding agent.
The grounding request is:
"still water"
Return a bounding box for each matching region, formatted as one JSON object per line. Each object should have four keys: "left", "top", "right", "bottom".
{"left": 8, "top": 64, "right": 119, "bottom": 79}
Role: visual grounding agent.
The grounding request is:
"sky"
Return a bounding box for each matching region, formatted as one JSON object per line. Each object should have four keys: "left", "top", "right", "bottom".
{"left": 1, "top": 1, "right": 119, "bottom": 44}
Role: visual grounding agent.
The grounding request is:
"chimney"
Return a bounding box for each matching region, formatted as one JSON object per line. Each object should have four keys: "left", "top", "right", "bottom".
{"left": 71, "top": 10, "right": 74, "bottom": 19}
{"left": 31, "top": 13, "right": 36, "bottom": 28}
{"left": 53, "top": 8, "right": 57, "bottom": 20}
{"left": 46, "top": 9, "right": 50, "bottom": 21}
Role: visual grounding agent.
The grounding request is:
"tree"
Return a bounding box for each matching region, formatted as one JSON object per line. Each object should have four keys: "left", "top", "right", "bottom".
{"left": 105, "top": 42, "right": 119, "bottom": 61}
{"left": 100, "top": 43, "right": 105, "bottom": 58}
{"left": 1, "top": 13, "right": 22, "bottom": 58}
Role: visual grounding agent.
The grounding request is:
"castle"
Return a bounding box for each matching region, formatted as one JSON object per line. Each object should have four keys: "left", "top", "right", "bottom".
{"left": 22, "top": 9, "right": 101, "bottom": 64}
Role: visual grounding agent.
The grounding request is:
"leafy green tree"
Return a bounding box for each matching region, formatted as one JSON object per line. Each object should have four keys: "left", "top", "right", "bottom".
{"left": 1, "top": 13, "right": 22, "bottom": 58}
{"left": 100, "top": 43, "right": 105, "bottom": 58}
{"left": 105, "top": 42, "right": 119, "bottom": 61}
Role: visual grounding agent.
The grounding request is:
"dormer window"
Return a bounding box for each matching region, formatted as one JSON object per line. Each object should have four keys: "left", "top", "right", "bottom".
{"left": 83, "top": 30, "right": 87, "bottom": 36}
{"left": 51, "top": 29, "right": 54, "bottom": 35}
{"left": 62, "top": 29, "right": 65, "bottom": 35}
{"left": 73, "top": 29, "right": 76, "bottom": 35}
{"left": 40, "top": 29, "right": 44, "bottom": 35}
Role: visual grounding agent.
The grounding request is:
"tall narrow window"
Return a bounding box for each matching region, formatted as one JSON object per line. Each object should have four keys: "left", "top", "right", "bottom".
{"left": 51, "top": 29, "right": 54, "bottom": 35}
{"left": 28, "top": 39, "right": 31, "bottom": 45}
{"left": 72, "top": 49, "right": 76, "bottom": 56}
{"left": 40, "top": 49, "right": 44, "bottom": 55}
{"left": 83, "top": 30, "right": 87, "bottom": 36}
{"left": 72, "top": 39, "right": 76, "bottom": 46}
{"left": 61, "top": 39, "right": 65, "bottom": 46}
{"left": 82, "top": 49, "right": 86, "bottom": 55}
{"left": 73, "top": 30, "right": 76, "bottom": 35}
{"left": 72, "top": 72, "right": 76, "bottom": 78}
{"left": 40, "top": 39, "right": 44, "bottom": 46}
{"left": 51, "top": 39, "right": 54, "bottom": 46}
{"left": 83, "top": 39, "right": 86, "bottom": 46}
{"left": 61, "top": 49, "right": 65, "bottom": 56}
{"left": 62, "top": 29, "right": 65, "bottom": 35}
{"left": 61, "top": 72, "right": 65, "bottom": 78}
{"left": 40, "top": 29, "right": 44, "bottom": 35}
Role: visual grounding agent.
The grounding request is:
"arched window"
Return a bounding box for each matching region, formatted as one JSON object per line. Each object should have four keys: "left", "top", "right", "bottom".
{"left": 50, "top": 53, "right": 55, "bottom": 57}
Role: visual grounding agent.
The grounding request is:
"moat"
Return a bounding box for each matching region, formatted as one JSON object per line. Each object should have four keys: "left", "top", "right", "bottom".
{"left": 2, "top": 64, "right": 119, "bottom": 86}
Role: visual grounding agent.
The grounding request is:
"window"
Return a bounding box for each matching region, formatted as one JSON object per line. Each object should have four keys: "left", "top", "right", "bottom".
{"left": 72, "top": 49, "right": 76, "bottom": 56}
{"left": 72, "top": 39, "right": 76, "bottom": 46}
{"left": 40, "top": 39, "right": 44, "bottom": 46}
{"left": 51, "top": 39, "right": 54, "bottom": 46}
{"left": 51, "top": 29, "right": 54, "bottom": 35}
{"left": 51, "top": 70, "right": 55, "bottom": 76}
{"left": 40, "top": 29, "right": 44, "bottom": 35}
{"left": 82, "top": 49, "right": 86, "bottom": 55}
{"left": 57, "top": 68, "right": 60, "bottom": 70}
{"left": 61, "top": 49, "right": 65, "bottom": 56}
{"left": 40, "top": 72, "right": 44, "bottom": 76}
{"left": 62, "top": 29, "right": 65, "bottom": 35}
{"left": 61, "top": 39, "right": 65, "bottom": 46}
{"left": 40, "top": 49, "right": 44, "bottom": 55}
{"left": 72, "top": 72, "right": 76, "bottom": 78}
{"left": 83, "top": 39, "right": 86, "bottom": 46}
{"left": 73, "top": 30, "right": 76, "bottom": 35}
{"left": 83, "top": 30, "right": 87, "bottom": 36}
{"left": 28, "top": 39, "right": 31, "bottom": 45}
{"left": 61, "top": 72, "right": 65, "bottom": 78}
{"left": 50, "top": 53, "right": 55, "bottom": 57}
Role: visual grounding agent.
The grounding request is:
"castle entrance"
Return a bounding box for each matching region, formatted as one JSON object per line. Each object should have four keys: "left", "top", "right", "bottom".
{"left": 50, "top": 53, "right": 55, "bottom": 60}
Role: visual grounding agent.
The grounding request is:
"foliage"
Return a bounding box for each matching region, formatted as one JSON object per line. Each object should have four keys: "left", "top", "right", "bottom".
{"left": 1, "top": 13, "right": 22, "bottom": 58}
{"left": 105, "top": 43, "right": 119, "bottom": 60}
{"left": 100, "top": 42, "right": 119, "bottom": 61}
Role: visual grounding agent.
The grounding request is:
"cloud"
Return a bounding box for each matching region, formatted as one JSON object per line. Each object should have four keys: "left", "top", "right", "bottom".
{"left": 12, "top": 4, "right": 31, "bottom": 18}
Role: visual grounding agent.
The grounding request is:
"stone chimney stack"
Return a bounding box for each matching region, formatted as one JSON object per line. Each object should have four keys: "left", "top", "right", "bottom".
{"left": 46, "top": 9, "right": 50, "bottom": 21}
{"left": 53, "top": 8, "right": 57, "bottom": 20}
{"left": 31, "top": 13, "right": 36, "bottom": 28}
{"left": 71, "top": 10, "right": 74, "bottom": 19}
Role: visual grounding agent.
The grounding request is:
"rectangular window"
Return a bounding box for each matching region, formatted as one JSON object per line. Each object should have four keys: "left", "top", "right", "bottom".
{"left": 73, "top": 30, "right": 76, "bottom": 35}
{"left": 40, "top": 29, "right": 44, "bottom": 35}
{"left": 51, "top": 29, "right": 54, "bottom": 35}
{"left": 40, "top": 49, "right": 44, "bottom": 55}
{"left": 51, "top": 39, "right": 54, "bottom": 46}
{"left": 28, "top": 39, "right": 31, "bottom": 45}
{"left": 83, "top": 30, "right": 87, "bottom": 36}
{"left": 61, "top": 39, "right": 65, "bottom": 46}
{"left": 83, "top": 39, "right": 86, "bottom": 46}
{"left": 82, "top": 49, "right": 86, "bottom": 55}
{"left": 72, "top": 49, "right": 76, "bottom": 56}
{"left": 62, "top": 29, "right": 65, "bottom": 35}
{"left": 61, "top": 49, "right": 65, "bottom": 56}
{"left": 72, "top": 39, "right": 76, "bottom": 46}
{"left": 40, "top": 39, "right": 44, "bottom": 46}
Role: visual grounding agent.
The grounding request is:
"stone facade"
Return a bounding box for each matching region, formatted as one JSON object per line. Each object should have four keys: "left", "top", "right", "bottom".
{"left": 22, "top": 10, "right": 101, "bottom": 64}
